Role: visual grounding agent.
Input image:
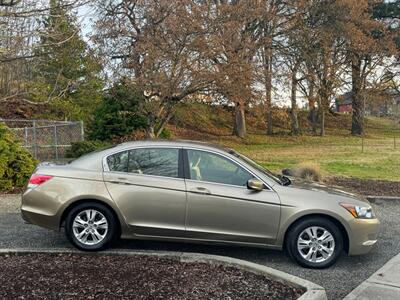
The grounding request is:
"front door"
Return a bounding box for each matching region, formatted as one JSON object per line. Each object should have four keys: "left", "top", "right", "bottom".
{"left": 103, "top": 147, "right": 186, "bottom": 238}
{"left": 184, "top": 149, "right": 281, "bottom": 245}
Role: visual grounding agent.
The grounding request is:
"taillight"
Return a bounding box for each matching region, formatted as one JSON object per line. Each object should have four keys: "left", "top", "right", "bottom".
{"left": 27, "top": 174, "right": 53, "bottom": 189}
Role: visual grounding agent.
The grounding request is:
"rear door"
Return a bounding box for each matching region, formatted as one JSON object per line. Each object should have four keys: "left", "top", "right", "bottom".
{"left": 103, "top": 147, "right": 187, "bottom": 238}
{"left": 184, "top": 149, "right": 281, "bottom": 245}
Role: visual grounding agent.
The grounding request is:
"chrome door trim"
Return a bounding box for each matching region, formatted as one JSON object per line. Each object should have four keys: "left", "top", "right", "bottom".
{"left": 105, "top": 177, "right": 186, "bottom": 193}
{"left": 103, "top": 169, "right": 186, "bottom": 183}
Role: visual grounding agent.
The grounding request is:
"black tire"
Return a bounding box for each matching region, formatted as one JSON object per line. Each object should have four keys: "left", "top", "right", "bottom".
{"left": 286, "top": 217, "right": 343, "bottom": 269}
{"left": 65, "top": 202, "right": 118, "bottom": 251}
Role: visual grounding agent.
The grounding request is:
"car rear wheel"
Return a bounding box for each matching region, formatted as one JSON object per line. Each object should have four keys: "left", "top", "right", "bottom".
{"left": 286, "top": 217, "right": 343, "bottom": 268}
{"left": 65, "top": 202, "right": 117, "bottom": 251}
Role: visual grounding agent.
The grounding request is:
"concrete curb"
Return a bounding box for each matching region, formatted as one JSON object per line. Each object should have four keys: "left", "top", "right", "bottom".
{"left": 344, "top": 253, "right": 400, "bottom": 300}
{"left": 366, "top": 196, "right": 400, "bottom": 202}
{"left": 0, "top": 248, "right": 327, "bottom": 300}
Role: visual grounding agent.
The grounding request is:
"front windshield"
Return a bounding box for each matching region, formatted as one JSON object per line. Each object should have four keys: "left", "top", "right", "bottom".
{"left": 228, "top": 149, "right": 283, "bottom": 185}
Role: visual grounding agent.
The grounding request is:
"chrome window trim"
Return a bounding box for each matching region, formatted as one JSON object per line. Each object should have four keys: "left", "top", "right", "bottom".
{"left": 102, "top": 144, "right": 275, "bottom": 191}
{"left": 102, "top": 146, "right": 183, "bottom": 181}
{"left": 184, "top": 147, "right": 274, "bottom": 192}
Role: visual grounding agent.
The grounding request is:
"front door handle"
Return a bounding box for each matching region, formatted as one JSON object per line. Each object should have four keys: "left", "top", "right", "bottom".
{"left": 190, "top": 187, "right": 211, "bottom": 195}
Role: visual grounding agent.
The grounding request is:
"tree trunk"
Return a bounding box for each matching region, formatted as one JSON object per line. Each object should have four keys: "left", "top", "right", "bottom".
{"left": 155, "top": 106, "right": 174, "bottom": 138}
{"left": 266, "top": 90, "right": 273, "bottom": 135}
{"left": 264, "top": 44, "right": 273, "bottom": 135}
{"left": 317, "top": 95, "right": 325, "bottom": 136}
{"left": 233, "top": 102, "right": 246, "bottom": 138}
{"left": 309, "top": 106, "right": 317, "bottom": 134}
{"left": 146, "top": 125, "right": 156, "bottom": 139}
{"left": 320, "top": 108, "right": 325, "bottom": 136}
{"left": 290, "top": 68, "right": 300, "bottom": 135}
{"left": 351, "top": 54, "right": 364, "bottom": 135}
{"left": 307, "top": 82, "right": 318, "bottom": 134}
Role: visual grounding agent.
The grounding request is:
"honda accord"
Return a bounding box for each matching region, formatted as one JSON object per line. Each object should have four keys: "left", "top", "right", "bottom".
{"left": 21, "top": 140, "right": 379, "bottom": 268}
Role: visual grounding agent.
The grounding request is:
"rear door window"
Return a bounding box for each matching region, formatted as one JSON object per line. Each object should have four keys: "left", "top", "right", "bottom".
{"left": 128, "top": 148, "right": 179, "bottom": 178}
{"left": 106, "top": 148, "right": 180, "bottom": 179}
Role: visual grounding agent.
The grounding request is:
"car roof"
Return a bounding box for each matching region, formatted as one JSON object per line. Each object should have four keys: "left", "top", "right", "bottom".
{"left": 114, "top": 139, "right": 231, "bottom": 152}
{"left": 68, "top": 139, "right": 233, "bottom": 171}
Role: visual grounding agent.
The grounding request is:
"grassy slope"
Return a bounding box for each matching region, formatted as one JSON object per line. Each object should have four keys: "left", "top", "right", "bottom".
{"left": 169, "top": 103, "right": 400, "bottom": 181}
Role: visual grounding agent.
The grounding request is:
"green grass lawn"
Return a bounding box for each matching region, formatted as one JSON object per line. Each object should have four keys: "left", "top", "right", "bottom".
{"left": 207, "top": 118, "right": 400, "bottom": 181}
{"left": 173, "top": 104, "right": 400, "bottom": 181}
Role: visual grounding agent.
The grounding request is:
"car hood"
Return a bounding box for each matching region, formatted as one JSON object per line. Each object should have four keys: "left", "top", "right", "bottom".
{"left": 287, "top": 178, "right": 369, "bottom": 203}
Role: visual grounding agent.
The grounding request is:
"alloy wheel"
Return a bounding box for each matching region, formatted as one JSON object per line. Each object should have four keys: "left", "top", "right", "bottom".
{"left": 297, "top": 226, "right": 335, "bottom": 263}
{"left": 72, "top": 209, "right": 109, "bottom": 246}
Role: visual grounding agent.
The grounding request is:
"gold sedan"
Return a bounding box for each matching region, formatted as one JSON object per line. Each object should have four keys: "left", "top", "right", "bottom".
{"left": 21, "top": 140, "right": 379, "bottom": 268}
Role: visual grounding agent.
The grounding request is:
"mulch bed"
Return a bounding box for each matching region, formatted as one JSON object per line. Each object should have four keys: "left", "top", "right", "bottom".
{"left": 0, "top": 253, "right": 304, "bottom": 300}
{"left": 325, "top": 177, "right": 400, "bottom": 197}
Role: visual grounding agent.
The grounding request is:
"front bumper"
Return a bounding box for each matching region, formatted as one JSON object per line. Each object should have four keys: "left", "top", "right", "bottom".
{"left": 347, "top": 217, "right": 380, "bottom": 255}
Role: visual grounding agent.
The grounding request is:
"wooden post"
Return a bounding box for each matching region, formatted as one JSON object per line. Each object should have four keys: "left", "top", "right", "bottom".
{"left": 54, "top": 124, "right": 59, "bottom": 161}
{"left": 32, "top": 120, "right": 38, "bottom": 159}
{"left": 24, "top": 126, "right": 28, "bottom": 147}
{"left": 80, "top": 120, "right": 84, "bottom": 141}
{"left": 361, "top": 134, "right": 364, "bottom": 153}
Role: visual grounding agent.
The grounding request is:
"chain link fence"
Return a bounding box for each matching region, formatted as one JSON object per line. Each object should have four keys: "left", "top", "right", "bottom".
{"left": 1, "top": 119, "right": 84, "bottom": 161}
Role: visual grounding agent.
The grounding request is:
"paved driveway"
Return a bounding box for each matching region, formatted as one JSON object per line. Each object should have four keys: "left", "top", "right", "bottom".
{"left": 1, "top": 195, "right": 399, "bottom": 300}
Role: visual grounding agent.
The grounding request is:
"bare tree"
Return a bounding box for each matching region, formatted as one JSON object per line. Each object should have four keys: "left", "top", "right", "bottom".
{"left": 344, "top": 1, "right": 398, "bottom": 135}
{"left": 288, "top": 0, "right": 350, "bottom": 136}
{"left": 201, "top": 1, "right": 260, "bottom": 138}
{"left": 95, "top": 0, "right": 213, "bottom": 138}
{"left": 256, "top": 0, "right": 293, "bottom": 135}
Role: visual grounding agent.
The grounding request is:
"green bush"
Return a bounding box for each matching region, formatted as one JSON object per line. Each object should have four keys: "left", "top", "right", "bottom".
{"left": 0, "top": 123, "right": 37, "bottom": 192}
{"left": 88, "top": 79, "right": 147, "bottom": 141}
{"left": 65, "top": 140, "right": 111, "bottom": 158}
{"left": 159, "top": 128, "right": 171, "bottom": 139}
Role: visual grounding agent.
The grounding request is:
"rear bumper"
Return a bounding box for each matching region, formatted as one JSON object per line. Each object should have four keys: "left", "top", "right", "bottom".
{"left": 348, "top": 218, "right": 380, "bottom": 255}
{"left": 21, "top": 208, "right": 59, "bottom": 231}
{"left": 21, "top": 188, "right": 62, "bottom": 231}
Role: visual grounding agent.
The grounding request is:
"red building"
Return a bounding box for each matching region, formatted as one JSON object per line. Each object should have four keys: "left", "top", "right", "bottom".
{"left": 336, "top": 89, "right": 400, "bottom": 116}
{"left": 335, "top": 92, "right": 353, "bottom": 114}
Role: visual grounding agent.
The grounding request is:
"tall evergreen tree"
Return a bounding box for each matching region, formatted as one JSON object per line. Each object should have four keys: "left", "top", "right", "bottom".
{"left": 30, "top": 0, "right": 103, "bottom": 123}
{"left": 88, "top": 79, "right": 147, "bottom": 141}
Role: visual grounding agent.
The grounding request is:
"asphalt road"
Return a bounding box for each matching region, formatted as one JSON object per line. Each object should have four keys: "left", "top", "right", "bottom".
{"left": 1, "top": 195, "right": 399, "bottom": 300}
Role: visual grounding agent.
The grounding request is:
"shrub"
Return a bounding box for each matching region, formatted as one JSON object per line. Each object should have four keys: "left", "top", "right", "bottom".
{"left": 88, "top": 79, "right": 147, "bottom": 141}
{"left": 0, "top": 123, "right": 37, "bottom": 192}
{"left": 158, "top": 128, "right": 171, "bottom": 139}
{"left": 282, "top": 162, "right": 322, "bottom": 182}
{"left": 65, "top": 140, "right": 111, "bottom": 158}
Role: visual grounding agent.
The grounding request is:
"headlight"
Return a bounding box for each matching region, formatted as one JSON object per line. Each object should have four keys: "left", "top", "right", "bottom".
{"left": 340, "top": 203, "right": 375, "bottom": 219}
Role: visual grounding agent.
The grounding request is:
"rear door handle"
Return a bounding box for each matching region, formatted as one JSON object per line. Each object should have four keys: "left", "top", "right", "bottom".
{"left": 190, "top": 187, "right": 211, "bottom": 195}
{"left": 109, "top": 177, "right": 130, "bottom": 185}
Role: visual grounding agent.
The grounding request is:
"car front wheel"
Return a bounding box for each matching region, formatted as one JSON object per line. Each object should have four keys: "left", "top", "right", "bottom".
{"left": 65, "top": 202, "right": 117, "bottom": 251}
{"left": 286, "top": 217, "right": 343, "bottom": 268}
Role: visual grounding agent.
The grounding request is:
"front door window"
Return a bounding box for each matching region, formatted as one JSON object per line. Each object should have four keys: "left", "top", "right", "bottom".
{"left": 187, "top": 149, "right": 253, "bottom": 186}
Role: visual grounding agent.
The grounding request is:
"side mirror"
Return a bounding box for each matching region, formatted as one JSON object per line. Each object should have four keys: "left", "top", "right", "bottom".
{"left": 247, "top": 178, "right": 264, "bottom": 191}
